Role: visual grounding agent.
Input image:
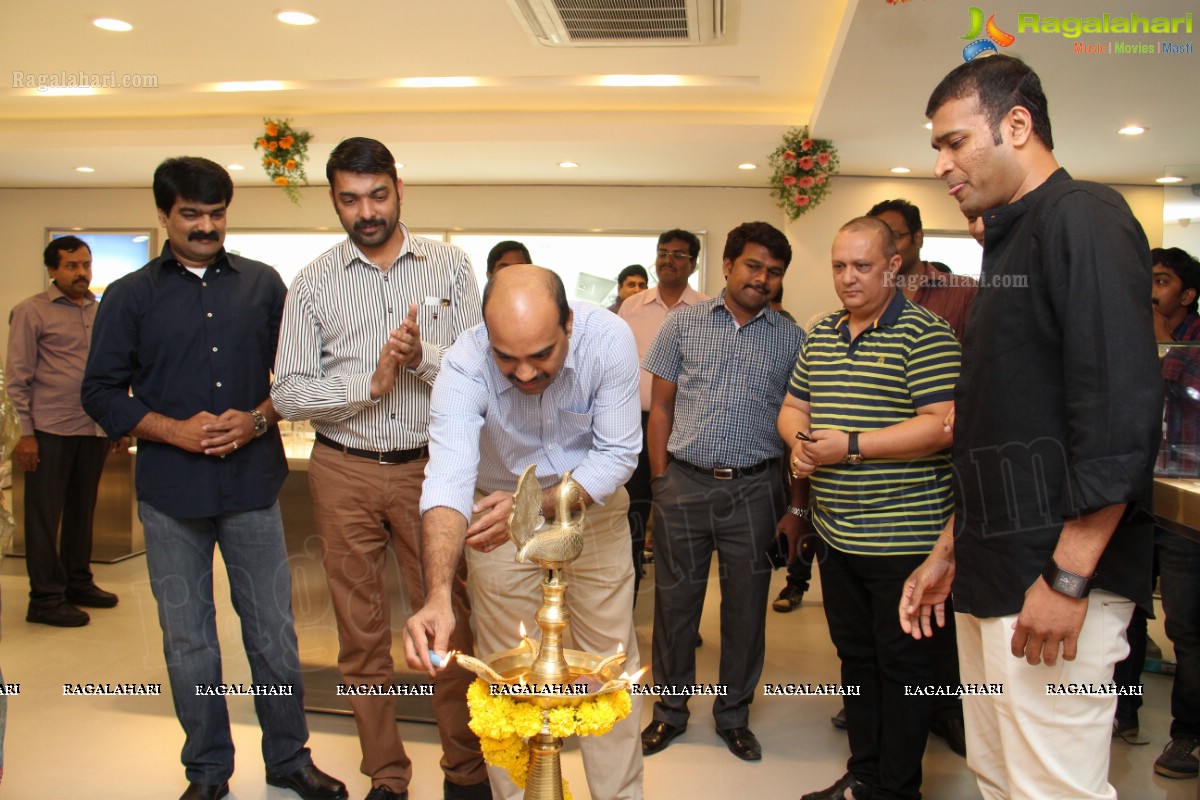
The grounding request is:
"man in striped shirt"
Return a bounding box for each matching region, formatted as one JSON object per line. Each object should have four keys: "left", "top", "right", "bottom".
{"left": 780, "top": 217, "right": 960, "bottom": 800}
{"left": 272, "top": 138, "right": 488, "bottom": 800}
{"left": 405, "top": 265, "right": 644, "bottom": 800}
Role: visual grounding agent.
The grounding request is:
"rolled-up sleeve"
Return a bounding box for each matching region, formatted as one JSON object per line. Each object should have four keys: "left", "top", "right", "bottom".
{"left": 420, "top": 336, "right": 488, "bottom": 521}
{"left": 569, "top": 319, "right": 641, "bottom": 503}
{"left": 1045, "top": 194, "right": 1162, "bottom": 517}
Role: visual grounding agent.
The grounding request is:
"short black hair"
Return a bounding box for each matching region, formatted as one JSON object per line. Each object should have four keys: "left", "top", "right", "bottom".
{"left": 723, "top": 221, "right": 792, "bottom": 268}
{"left": 326, "top": 137, "right": 398, "bottom": 185}
{"left": 486, "top": 240, "right": 532, "bottom": 275}
{"left": 44, "top": 235, "right": 91, "bottom": 268}
{"left": 617, "top": 264, "right": 648, "bottom": 285}
{"left": 658, "top": 229, "right": 701, "bottom": 260}
{"left": 153, "top": 157, "right": 234, "bottom": 214}
{"left": 926, "top": 54, "right": 1054, "bottom": 150}
{"left": 867, "top": 198, "right": 923, "bottom": 235}
{"left": 481, "top": 265, "right": 571, "bottom": 331}
{"left": 1154, "top": 247, "right": 1200, "bottom": 313}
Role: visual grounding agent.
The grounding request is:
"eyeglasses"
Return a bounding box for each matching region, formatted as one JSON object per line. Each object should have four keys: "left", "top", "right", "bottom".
{"left": 656, "top": 249, "right": 694, "bottom": 262}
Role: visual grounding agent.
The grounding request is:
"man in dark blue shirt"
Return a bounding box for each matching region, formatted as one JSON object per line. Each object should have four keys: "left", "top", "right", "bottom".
{"left": 82, "top": 157, "right": 345, "bottom": 800}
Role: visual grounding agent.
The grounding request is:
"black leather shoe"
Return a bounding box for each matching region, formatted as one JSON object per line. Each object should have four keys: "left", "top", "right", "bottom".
{"left": 641, "top": 720, "right": 686, "bottom": 755}
{"left": 65, "top": 584, "right": 118, "bottom": 608}
{"left": 180, "top": 781, "right": 229, "bottom": 800}
{"left": 266, "top": 763, "right": 349, "bottom": 800}
{"left": 26, "top": 601, "right": 89, "bottom": 627}
{"left": 716, "top": 726, "right": 761, "bottom": 761}
{"left": 444, "top": 777, "right": 491, "bottom": 800}
{"left": 365, "top": 787, "right": 407, "bottom": 800}
{"left": 800, "top": 773, "right": 873, "bottom": 800}
{"left": 830, "top": 706, "right": 847, "bottom": 729}
{"left": 930, "top": 713, "right": 967, "bottom": 757}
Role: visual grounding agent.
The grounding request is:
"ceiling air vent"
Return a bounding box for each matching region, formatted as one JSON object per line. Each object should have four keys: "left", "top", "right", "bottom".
{"left": 506, "top": 0, "right": 727, "bottom": 46}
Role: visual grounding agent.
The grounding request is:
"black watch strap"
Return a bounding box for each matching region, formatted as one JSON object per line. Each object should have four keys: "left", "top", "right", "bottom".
{"left": 1041, "top": 558, "right": 1097, "bottom": 599}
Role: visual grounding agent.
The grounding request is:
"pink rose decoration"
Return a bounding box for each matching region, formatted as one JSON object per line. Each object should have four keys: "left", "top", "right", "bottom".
{"left": 816, "top": 175, "right": 827, "bottom": 185}
{"left": 798, "top": 156, "right": 814, "bottom": 170}
{"left": 796, "top": 196, "right": 811, "bottom": 206}
{"left": 799, "top": 176, "right": 815, "bottom": 189}
{"left": 784, "top": 150, "right": 796, "bottom": 161}
{"left": 783, "top": 176, "right": 797, "bottom": 186}
{"left": 816, "top": 152, "right": 831, "bottom": 166}
{"left": 801, "top": 139, "right": 814, "bottom": 151}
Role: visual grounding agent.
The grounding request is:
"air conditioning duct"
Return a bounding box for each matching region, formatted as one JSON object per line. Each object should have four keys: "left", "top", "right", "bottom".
{"left": 506, "top": 0, "right": 728, "bottom": 46}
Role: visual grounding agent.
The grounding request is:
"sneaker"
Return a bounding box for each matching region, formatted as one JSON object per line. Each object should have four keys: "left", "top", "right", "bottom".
{"left": 831, "top": 706, "right": 847, "bottom": 730}
{"left": 1154, "top": 737, "right": 1200, "bottom": 778}
{"left": 1113, "top": 717, "right": 1147, "bottom": 745}
{"left": 772, "top": 585, "right": 804, "bottom": 613}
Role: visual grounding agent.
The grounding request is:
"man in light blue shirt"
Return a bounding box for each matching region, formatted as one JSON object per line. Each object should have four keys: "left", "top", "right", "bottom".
{"left": 405, "top": 265, "right": 644, "bottom": 800}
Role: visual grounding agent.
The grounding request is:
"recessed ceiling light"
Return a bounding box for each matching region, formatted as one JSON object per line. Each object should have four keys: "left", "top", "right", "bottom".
{"left": 394, "top": 162, "right": 405, "bottom": 169}
{"left": 395, "top": 76, "right": 479, "bottom": 88}
{"left": 1118, "top": 126, "right": 1146, "bottom": 136}
{"left": 93, "top": 18, "right": 133, "bottom": 31}
{"left": 890, "top": 167, "right": 911, "bottom": 174}
{"left": 596, "top": 74, "right": 685, "bottom": 87}
{"left": 132, "top": 235, "right": 149, "bottom": 243}
{"left": 558, "top": 161, "right": 579, "bottom": 168}
{"left": 226, "top": 164, "right": 244, "bottom": 171}
{"left": 1157, "top": 176, "right": 1185, "bottom": 184}
{"left": 923, "top": 121, "right": 933, "bottom": 130}
{"left": 75, "top": 166, "right": 95, "bottom": 173}
{"left": 737, "top": 163, "right": 757, "bottom": 170}
{"left": 276, "top": 10, "right": 318, "bottom": 25}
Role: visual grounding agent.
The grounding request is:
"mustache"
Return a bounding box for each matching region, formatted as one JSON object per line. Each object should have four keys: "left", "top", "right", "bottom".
{"left": 507, "top": 372, "right": 549, "bottom": 386}
{"left": 354, "top": 217, "right": 387, "bottom": 232}
{"left": 188, "top": 230, "right": 220, "bottom": 242}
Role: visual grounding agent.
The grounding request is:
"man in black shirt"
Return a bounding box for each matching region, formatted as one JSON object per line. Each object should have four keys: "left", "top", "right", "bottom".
{"left": 899, "top": 56, "right": 1160, "bottom": 800}
{"left": 82, "top": 158, "right": 346, "bottom": 800}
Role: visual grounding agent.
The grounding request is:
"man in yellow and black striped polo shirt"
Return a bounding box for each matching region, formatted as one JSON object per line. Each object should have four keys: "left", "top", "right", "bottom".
{"left": 779, "top": 216, "right": 960, "bottom": 800}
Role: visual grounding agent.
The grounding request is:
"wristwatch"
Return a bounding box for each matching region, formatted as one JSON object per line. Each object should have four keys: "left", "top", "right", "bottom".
{"left": 843, "top": 431, "right": 864, "bottom": 466}
{"left": 1041, "top": 558, "right": 1097, "bottom": 599}
{"left": 249, "top": 408, "right": 269, "bottom": 438}
{"left": 786, "top": 505, "right": 810, "bottom": 519}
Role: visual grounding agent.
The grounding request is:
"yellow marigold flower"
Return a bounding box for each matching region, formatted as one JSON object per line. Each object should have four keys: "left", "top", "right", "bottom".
{"left": 285, "top": 160, "right": 297, "bottom": 170}
{"left": 274, "top": 176, "right": 289, "bottom": 186}
{"left": 265, "top": 122, "right": 278, "bottom": 137}
{"left": 267, "top": 141, "right": 278, "bottom": 151}
{"left": 279, "top": 136, "right": 295, "bottom": 149}
{"left": 257, "top": 138, "right": 268, "bottom": 148}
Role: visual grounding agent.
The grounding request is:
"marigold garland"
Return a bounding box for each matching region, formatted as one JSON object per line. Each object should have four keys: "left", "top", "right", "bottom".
{"left": 253, "top": 118, "right": 313, "bottom": 204}
{"left": 466, "top": 679, "right": 632, "bottom": 799}
{"left": 768, "top": 126, "right": 841, "bottom": 220}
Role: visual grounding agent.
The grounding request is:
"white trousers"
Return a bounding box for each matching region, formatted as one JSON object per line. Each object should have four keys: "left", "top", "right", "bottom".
{"left": 956, "top": 591, "right": 1134, "bottom": 800}
{"left": 465, "top": 487, "right": 644, "bottom": 800}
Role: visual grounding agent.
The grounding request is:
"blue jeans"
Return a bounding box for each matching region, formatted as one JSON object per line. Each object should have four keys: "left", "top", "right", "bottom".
{"left": 140, "top": 500, "right": 311, "bottom": 784}
{"left": 1158, "top": 527, "right": 1200, "bottom": 740}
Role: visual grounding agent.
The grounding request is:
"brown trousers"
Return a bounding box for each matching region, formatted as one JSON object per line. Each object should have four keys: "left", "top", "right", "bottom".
{"left": 309, "top": 444, "right": 486, "bottom": 792}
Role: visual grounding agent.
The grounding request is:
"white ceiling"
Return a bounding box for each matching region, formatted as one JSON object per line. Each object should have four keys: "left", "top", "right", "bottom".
{"left": 0, "top": 0, "right": 1195, "bottom": 190}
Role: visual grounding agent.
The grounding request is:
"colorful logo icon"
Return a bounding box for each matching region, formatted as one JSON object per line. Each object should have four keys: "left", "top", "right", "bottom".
{"left": 961, "top": 7, "right": 1016, "bottom": 61}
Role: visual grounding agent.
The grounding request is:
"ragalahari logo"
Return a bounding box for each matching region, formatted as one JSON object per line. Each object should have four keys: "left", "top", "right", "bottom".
{"left": 961, "top": 7, "right": 1016, "bottom": 61}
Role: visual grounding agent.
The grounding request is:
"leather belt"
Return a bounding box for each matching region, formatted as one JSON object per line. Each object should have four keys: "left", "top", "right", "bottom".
{"left": 315, "top": 432, "right": 428, "bottom": 464}
{"left": 673, "top": 457, "right": 775, "bottom": 481}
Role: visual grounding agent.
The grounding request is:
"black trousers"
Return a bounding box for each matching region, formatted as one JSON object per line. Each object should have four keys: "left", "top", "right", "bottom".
{"left": 23, "top": 432, "right": 109, "bottom": 608}
{"left": 650, "top": 459, "right": 781, "bottom": 729}
{"left": 625, "top": 411, "right": 652, "bottom": 602}
{"left": 820, "top": 545, "right": 936, "bottom": 800}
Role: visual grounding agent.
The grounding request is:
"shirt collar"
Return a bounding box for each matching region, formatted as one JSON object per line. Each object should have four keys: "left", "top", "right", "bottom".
{"left": 45, "top": 281, "right": 96, "bottom": 306}
{"left": 709, "top": 290, "right": 773, "bottom": 327}
{"left": 644, "top": 284, "right": 703, "bottom": 311}
{"left": 834, "top": 289, "right": 905, "bottom": 336}
{"left": 342, "top": 222, "right": 416, "bottom": 270}
{"left": 1174, "top": 312, "right": 1200, "bottom": 342}
{"left": 158, "top": 242, "right": 235, "bottom": 273}
{"left": 982, "top": 167, "right": 1072, "bottom": 242}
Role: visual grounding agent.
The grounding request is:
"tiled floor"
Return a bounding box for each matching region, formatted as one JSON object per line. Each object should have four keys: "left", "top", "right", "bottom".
{"left": 0, "top": 539, "right": 1195, "bottom": 799}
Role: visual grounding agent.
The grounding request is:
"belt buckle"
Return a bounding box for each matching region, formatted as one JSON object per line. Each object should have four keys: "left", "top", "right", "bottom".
{"left": 713, "top": 467, "right": 734, "bottom": 480}
{"left": 378, "top": 451, "right": 396, "bottom": 465}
